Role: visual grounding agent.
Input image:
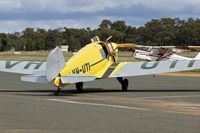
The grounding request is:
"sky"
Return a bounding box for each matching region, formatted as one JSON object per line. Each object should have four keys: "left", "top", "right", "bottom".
{"left": 1, "top": 0, "right": 200, "bottom": 33}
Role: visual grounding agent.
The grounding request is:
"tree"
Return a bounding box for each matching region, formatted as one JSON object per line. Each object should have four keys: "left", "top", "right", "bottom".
{"left": 22, "top": 28, "right": 36, "bottom": 50}
{"left": 99, "top": 19, "right": 112, "bottom": 29}
{"left": 68, "top": 36, "right": 81, "bottom": 52}
{"left": 111, "top": 20, "right": 126, "bottom": 32}
{"left": 45, "top": 29, "right": 63, "bottom": 50}
{"left": 0, "top": 33, "right": 7, "bottom": 51}
{"left": 1, "top": 17, "right": 200, "bottom": 52}
{"left": 124, "top": 26, "right": 137, "bottom": 43}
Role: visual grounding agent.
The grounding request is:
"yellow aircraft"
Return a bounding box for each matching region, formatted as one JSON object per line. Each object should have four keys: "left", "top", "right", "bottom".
{"left": 0, "top": 36, "right": 200, "bottom": 95}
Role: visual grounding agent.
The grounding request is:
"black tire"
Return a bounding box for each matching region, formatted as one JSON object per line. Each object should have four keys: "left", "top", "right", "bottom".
{"left": 76, "top": 82, "right": 83, "bottom": 92}
{"left": 122, "top": 79, "right": 129, "bottom": 91}
{"left": 54, "top": 87, "right": 60, "bottom": 96}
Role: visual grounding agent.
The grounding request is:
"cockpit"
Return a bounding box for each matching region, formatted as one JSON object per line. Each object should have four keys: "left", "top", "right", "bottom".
{"left": 91, "top": 36, "right": 116, "bottom": 58}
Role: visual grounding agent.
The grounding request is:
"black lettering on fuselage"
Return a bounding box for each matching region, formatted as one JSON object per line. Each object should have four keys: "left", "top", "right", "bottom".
{"left": 72, "top": 68, "right": 80, "bottom": 74}
{"left": 82, "top": 63, "right": 90, "bottom": 73}
{"left": 72, "top": 63, "right": 91, "bottom": 74}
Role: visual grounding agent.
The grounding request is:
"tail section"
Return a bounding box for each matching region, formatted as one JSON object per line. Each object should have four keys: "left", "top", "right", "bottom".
{"left": 46, "top": 46, "right": 65, "bottom": 82}
{"left": 20, "top": 46, "right": 65, "bottom": 84}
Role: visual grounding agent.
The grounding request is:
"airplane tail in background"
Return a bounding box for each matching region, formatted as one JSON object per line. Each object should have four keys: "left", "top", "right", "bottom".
{"left": 194, "top": 52, "right": 200, "bottom": 59}
{"left": 46, "top": 46, "right": 65, "bottom": 82}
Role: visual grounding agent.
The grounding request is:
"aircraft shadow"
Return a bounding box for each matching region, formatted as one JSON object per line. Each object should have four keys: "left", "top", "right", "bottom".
{"left": 0, "top": 88, "right": 200, "bottom": 96}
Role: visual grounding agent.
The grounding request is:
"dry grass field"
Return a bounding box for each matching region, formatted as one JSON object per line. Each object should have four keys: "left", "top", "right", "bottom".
{"left": 0, "top": 50, "right": 198, "bottom": 61}
{"left": 0, "top": 50, "right": 137, "bottom": 61}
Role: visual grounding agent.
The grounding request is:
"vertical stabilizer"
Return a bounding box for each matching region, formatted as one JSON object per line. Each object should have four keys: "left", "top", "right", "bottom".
{"left": 46, "top": 46, "right": 65, "bottom": 82}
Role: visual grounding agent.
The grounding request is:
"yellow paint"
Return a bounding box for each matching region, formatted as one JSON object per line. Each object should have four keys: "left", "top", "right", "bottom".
{"left": 54, "top": 77, "right": 62, "bottom": 87}
{"left": 54, "top": 37, "right": 133, "bottom": 88}
{"left": 117, "top": 43, "right": 136, "bottom": 48}
{"left": 109, "top": 62, "right": 129, "bottom": 77}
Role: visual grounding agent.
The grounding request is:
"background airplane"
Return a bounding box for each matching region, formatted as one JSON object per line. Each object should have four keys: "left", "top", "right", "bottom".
{"left": 133, "top": 45, "right": 200, "bottom": 61}
{"left": 0, "top": 36, "right": 200, "bottom": 95}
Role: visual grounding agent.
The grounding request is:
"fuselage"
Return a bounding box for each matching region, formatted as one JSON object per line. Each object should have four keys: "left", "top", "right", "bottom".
{"left": 54, "top": 41, "right": 118, "bottom": 87}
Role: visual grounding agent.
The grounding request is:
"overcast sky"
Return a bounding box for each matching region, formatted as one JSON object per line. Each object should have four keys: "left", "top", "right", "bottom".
{"left": 1, "top": 0, "right": 200, "bottom": 33}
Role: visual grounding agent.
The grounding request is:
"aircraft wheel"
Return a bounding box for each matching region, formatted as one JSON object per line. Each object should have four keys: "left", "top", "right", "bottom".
{"left": 122, "top": 78, "right": 129, "bottom": 91}
{"left": 76, "top": 82, "right": 83, "bottom": 92}
{"left": 54, "top": 87, "right": 61, "bottom": 96}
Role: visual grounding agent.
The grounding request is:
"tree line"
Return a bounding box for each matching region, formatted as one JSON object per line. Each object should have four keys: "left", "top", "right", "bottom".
{"left": 0, "top": 17, "right": 200, "bottom": 52}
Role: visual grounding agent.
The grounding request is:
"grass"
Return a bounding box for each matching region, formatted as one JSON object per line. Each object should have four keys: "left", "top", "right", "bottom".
{"left": 178, "top": 51, "right": 199, "bottom": 58}
{"left": 0, "top": 51, "right": 73, "bottom": 61}
{"left": 0, "top": 51, "right": 136, "bottom": 61}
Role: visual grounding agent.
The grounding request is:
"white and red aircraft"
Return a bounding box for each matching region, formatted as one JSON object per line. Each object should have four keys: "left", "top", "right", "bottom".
{"left": 133, "top": 45, "right": 200, "bottom": 61}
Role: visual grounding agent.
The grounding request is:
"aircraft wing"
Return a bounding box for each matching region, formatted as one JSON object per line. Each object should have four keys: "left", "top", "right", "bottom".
{"left": 0, "top": 60, "right": 46, "bottom": 75}
{"left": 109, "top": 59, "right": 200, "bottom": 78}
{"left": 135, "top": 45, "right": 175, "bottom": 49}
{"left": 136, "top": 45, "right": 200, "bottom": 52}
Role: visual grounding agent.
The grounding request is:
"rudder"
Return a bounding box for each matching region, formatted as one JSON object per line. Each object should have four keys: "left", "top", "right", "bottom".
{"left": 46, "top": 46, "right": 65, "bottom": 82}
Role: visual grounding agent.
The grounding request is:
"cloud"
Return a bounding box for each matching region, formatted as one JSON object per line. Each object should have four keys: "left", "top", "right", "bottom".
{"left": 0, "top": 0, "right": 22, "bottom": 12}
{"left": 1, "top": 0, "right": 200, "bottom": 13}
{"left": 0, "top": 0, "right": 200, "bottom": 33}
{"left": 0, "top": 19, "right": 100, "bottom": 33}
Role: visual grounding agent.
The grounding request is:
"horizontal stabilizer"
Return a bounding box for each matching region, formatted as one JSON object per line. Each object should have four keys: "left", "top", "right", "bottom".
{"left": 21, "top": 75, "right": 48, "bottom": 84}
{"left": 60, "top": 75, "right": 96, "bottom": 83}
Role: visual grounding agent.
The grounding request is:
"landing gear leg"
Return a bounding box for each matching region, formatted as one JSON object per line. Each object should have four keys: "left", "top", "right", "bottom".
{"left": 54, "top": 87, "right": 61, "bottom": 96}
{"left": 117, "top": 77, "right": 129, "bottom": 91}
{"left": 76, "top": 82, "right": 83, "bottom": 92}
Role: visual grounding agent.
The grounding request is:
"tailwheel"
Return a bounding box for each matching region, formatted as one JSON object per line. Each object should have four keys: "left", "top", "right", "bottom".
{"left": 54, "top": 87, "right": 61, "bottom": 96}
{"left": 117, "top": 77, "right": 129, "bottom": 91}
{"left": 76, "top": 82, "right": 83, "bottom": 92}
